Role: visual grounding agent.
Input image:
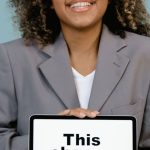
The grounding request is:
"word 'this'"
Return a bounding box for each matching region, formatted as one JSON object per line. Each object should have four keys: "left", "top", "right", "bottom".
{"left": 63, "top": 133, "right": 100, "bottom": 146}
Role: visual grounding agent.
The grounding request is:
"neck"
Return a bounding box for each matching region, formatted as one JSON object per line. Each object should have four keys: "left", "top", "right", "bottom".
{"left": 61, "top": 22, "right": 102, "bottom": 56}
{"left": 61, "top": 22, "right": 103, "bottom": 76}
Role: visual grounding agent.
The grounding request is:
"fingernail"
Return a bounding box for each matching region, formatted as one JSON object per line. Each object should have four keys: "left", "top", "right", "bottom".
{"left": 65, "top": 109, "right": 70, "bottom": 114}
{"left": 79, "top": 113, "right": 86, "bottom": 118}
{"left": 94, "top": 111, "right": 100, "bottom": 115}
{"left": 90, "top": 112, "right": 97, "bottom": 117}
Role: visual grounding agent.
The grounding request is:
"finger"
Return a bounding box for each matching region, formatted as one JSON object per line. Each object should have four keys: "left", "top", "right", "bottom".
{"left": 86, "top": 111, "right": 98, "bottom": 118}
{"left": 69, "top": 109, "right": 86, "bottom": 118}
{"left": 81, "top": 109, "right": 99, "bottom": 118}
{"left": 95, "top": 111, "right": 100, "bottom": 116}
{"left": 69, "top": 108, "right": 98, "bottom": 118}
{"left": 58, "top": 109, "right": 71, "bottom": 116}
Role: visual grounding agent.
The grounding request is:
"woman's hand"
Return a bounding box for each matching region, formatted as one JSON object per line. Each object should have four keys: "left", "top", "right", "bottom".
{"left": 59, "top": 108, "right": 99, "bottom": 118}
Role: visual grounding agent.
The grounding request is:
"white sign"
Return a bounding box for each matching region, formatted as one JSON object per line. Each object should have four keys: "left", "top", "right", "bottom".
{"left": 30, "top": 116, "right": 136, "bottom": 150}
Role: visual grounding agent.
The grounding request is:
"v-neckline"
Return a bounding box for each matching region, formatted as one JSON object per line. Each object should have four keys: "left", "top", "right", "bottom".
{"left": 72, "top": 67, "right": 95, "bottom": 78}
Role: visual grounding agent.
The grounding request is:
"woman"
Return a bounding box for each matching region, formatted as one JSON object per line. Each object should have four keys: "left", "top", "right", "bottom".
{"left": 0, "top": 0, "right": 150, "bottom": 149}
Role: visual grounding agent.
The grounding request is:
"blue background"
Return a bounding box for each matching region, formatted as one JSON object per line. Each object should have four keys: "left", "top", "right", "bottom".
{"left": 0, "top": 0, "right": 150, "bottom": 43}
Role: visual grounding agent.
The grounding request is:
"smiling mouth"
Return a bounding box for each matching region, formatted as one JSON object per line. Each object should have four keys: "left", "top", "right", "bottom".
{"left": 66, "top": 1, "right": 96, "bottom": 9}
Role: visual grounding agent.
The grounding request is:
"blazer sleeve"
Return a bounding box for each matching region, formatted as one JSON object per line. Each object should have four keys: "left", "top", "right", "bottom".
{"left": 0, "top": 44, "right": 28, "bottom": 150}
{"left": 139, "top": 85, "right": 150, "bottom": 149}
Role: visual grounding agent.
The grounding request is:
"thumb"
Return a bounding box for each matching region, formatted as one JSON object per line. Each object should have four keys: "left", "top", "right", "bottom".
{"left": 58, "top": 109, "right": 71, "bottom": 116}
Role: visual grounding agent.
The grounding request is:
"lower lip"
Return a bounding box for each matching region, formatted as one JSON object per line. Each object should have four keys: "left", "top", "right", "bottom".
{"left": 68, "top": 4, "right": 95, "bottom": 13}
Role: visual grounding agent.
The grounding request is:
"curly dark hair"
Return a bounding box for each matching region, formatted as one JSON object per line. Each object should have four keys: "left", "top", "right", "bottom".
{"left": 9, "top": 0, "right": 150, "bottom": 46}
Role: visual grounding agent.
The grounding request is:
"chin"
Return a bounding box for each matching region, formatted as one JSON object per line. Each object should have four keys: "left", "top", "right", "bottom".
{"left": 70, "top": 21, "right": 100, "bottom": 30}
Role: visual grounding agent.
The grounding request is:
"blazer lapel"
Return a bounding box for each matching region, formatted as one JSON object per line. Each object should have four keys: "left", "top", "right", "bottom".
{"left": 38, "top": 34, "right": 80, "bottom": 109}
{"left": 88, "top": 25, "right": 130, "bottom": 111}
{"left": 38, "top": 25, "right": 130, "bottom": 111}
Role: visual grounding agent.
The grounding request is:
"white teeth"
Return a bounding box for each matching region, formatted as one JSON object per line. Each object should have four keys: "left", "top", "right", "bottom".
{"left": 70, "top": 2, "right": 91, "bottom": 8}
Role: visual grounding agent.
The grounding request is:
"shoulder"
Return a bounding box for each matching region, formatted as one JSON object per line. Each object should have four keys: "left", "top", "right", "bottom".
{"left": 0, "top": 39, "right": 24, "bottom": 63}
{"left": 0, "top": 39, "right": 25, "bottom": 77}
{"left": 125, "top": 31, "right": 150, "bottom": 52}
{"left": 0, "top": 38, "right": 49, "bottom": 66}
{"left": 0, "top": 38, "right": 28, "bottom": 54}
{"left": 0, "top": 38, "right": 35, "bottom": 55}
{"left": 123, "top": 31, "right": 150, "bottom": 60}
{"left": 0, "top": 38, "right": 30, "bottom": 59}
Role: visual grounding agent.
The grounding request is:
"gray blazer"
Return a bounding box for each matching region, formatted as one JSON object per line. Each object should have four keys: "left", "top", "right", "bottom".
{"left": 0, "top": 25, "right": 150, "bottom": 150}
